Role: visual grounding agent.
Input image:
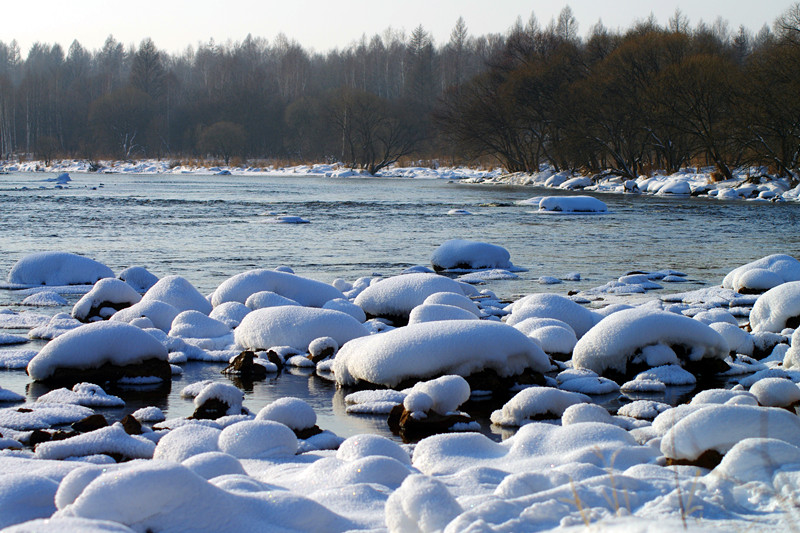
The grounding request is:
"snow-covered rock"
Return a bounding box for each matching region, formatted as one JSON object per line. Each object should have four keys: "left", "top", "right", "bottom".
{"left": 353, "top": 273, "right": 465, "bottom": 320}
{"left": 6, "top": 252, "right": 114, "bottom": 287}
{"left": 140, "top": 275, "right": 212, "bottom": 314}
{"left": 537, "top": 195, "right": 608, "bottom": 213}
{"left": 211, "top": 269, "right": 343, "bottom": 308}
{"left": 72, "top": 278, "right": 142, "bottom": 322}
{"left": 750, "top": 281, "right": 800, "bottom": 333}
{"left": 723, "top": 254, "right": 800, "bottom": 293}
{"left": 334, "top": 320, "right": 550, "bottom": 388}
{"left": 506, "top": 293, "right": 600, "bottom": 338}
{"left": 430, "top": 239, "right": 513, "bottom": 271}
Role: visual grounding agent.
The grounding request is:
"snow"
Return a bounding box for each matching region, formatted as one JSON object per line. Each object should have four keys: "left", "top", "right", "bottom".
{"left": 152, "top": 424, "right": 222, "bottom": 462}
{"left": 537, "top": 195, "right": 608, "bottom": 213}
{"left": 244, "top": 290, "right": 301, "bottom": 309}
{"left": 403, "top": 375, "right": 471, "bottom": 415}
{"left": 661, "top": 404, "right": 800, "bottom": 461}
{"left": 0, "top": 403, "right": 95, "bottom": 430}
{"left": 235, "top": 306, "right": 368, "bottom": 352}
{"left": 71, "top": 278, "right": 141, "bottom": 322}
{"left": 110, "top": 299, "right": 180, "bottom": 332}
{"left": 208, "top": 301, "right": 251, "bottom": 328}
{"left": 749, "top": 377, "right": 800, "bottom": 407}
{"left": 506, "top": 293, "right": 600, "bottom": 338}
{"left": 354, "top": 273, "right": 466, "bottom": 319}
{"left": 168, "top": 310, "right": 231, "bottom": 339}
{"left": 0, "top": 349, "right": 38, "bottom": 369}
{"left": 211, "top": 269, "right": 344, "bottom": 308}
{"left": 28, "top": 313, "right": 82, "bottom": 340}
{"left": 430, "top": 239, "right": 513, "bottom": 270}
{"left": 6, "top": 252, "right": 114, "bottom": 287}
{"left": 722, "top": 254, "right": 800, "bottom": 293}
{"left": 194, "top": 382, "right": 243, "bottom": 416}
{"left": 20, "top": 291, "right": 68, "bottom": 306}
{"left": 322, "top": 298, "right": 367, "bottom": 322}
{"left": 334, "top": 320, "right": 550, "bottom": 388}
{"left": 218, "top": 420, "right": 298, "bottom": 458}
{"left": 35, "top": 423, "right": 156, "bottom": 460}
{"left": 117, "top": 266, "right": 159, "bottom": 293}
{"left": 572, "top": 308, "right": 729, "bottom": 376}
{"left": 422, "top": 291, "right": 481, "bottom": 316}
{"left": 140, "top": 275, "right": 212, "bottom": 314}
{"left": 37, "top": 383, "right": 124, "bottom": 407}
{"left": 256, "top": 397, "right": 316, "bottom": 430}
{"left": 408, "top": 303, "right": 479, "bottom": 324}
{"left": 385, "top": 474, "right": 463, "bottom": 533}
{"left": 750, "top": 281, "right": 800, "bottom": 333}
{"left": 0, "top": 386, "right": 25, "bottom": 402}
{"left": 27, "top": 321, "right": 169, "bottom": 381}
{"left": 0, "top": 474, "right": 60, "bottom": 529}
{"left": 490, "top": 386, "right": 591, "bottom": 426}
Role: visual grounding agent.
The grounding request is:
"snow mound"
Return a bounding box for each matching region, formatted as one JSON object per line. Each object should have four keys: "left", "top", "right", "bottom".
{"left": 235, "top": 306, "right": 368, "bottom": 352}
{"left": 423, "top": 291, "right": 481, "bottom": 316}
{"left": 538, "top": 195, "right": 608, "bottom": 213}
{"left": 218, "top": 420, "right": 298, "bottom": 458}
{"left": 490, "top": 386, "right": 591, "bottom": 426}
{"left": 430, "top": 239, "right": 513, "bottom": 271}
{"left": 35, "top": 422, "right": 155, "bottom": 460}
{"left": 194, "top": 382, "right": 243, "bottom": 416}
{"left": 72, "top": 278, "right": 142, "bottom": 322}
{"left": 408, "top": 303, "right": 479, "bottom": 324}
{"left": 21, "top": 291, "right": 68, "bottom": 306}
{"left": 336, "top": 434, "right": 410, "bottom": 464}
{"left": 211, "top": 269, "right": 343, "bottom": 308}
{"left": 52, "top": 461, "right": 354, "bottom": 531}
{"left": 661, "top": 404, "right": 800, "bottom": 461}
{"left": 152, "top": 424, "right": 222, "bottom": 462}
{"left": 244, "top": 290, "right": 301, "bottom": 310}
{"left": 118, "top": 266, "right": 159, "bottom": 293}
{"left": 506, "top": 293, "right": 600, "bottom": 338}
{"left": 353, "top": 273, "right": 465, "bottom": 319}
{"left": 573, "top": 308, "right": 729, "bottom": 377}
{"left": 385, "top": 474, "right": 462, "bottom": 533}
{"left": 750, "top": 281, "right": 800, "bottom": 333}
{"left": 110, "top": 299, "right": 180, "bottom": 332}
{"left": 403, "top": 375, "right": 471, "bottom": 415}
{"left": 208, "top": 301, "right": 251, "bottom": 328}
{"left": 182, "top": 451, "right": 246, "bottom": 480}
{"left": 169, "top": 310, "right": 231, "bottom": 339}
{"left": 713, "top": 438, "right": 800, "bottom": 483}
{"left": 723, "top": 254, "right": 800, "bottom": 293}
{"left": 27, "top": 321, "right": 169, "bottom": 381}
{"left": 37, "top": 383, "right": 124, "bottom": 407}
{"left": 256, "top": 397, "right": 317, "bottom": 430}
{"left": 749, "top": 377, "right": 800, "bottom": 407}
{"left": 140, "top": 275, "right": 212, "bottom": 314}
{"left": 0, "top": 403, "right": 94, "bottom": 430}
{"left": 334, "top": 320, "right": 550, "bottom": 388}
{"left": 7, "top": 252, "right": 114, "bottom": 287}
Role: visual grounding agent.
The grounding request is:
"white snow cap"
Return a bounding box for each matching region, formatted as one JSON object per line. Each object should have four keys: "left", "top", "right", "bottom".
{"left": 322, "top": 298, "right": 367, "bottom": 322}
{"left": 538, "top": 195, "right": 608, "bottom": 213}
{"left": 194, "top": 382, "right": 243, "bottom": 416}
{"left": 169, "top": 310, "right": 231, "bottom": 339}
{"left": 430, "top": 239, "right": 513, "bottom": 271}
{"left": 334, "top": 320, "right": 550, "bottom": 388}
{"left": 208, "top": 301, "right": 251, "bottom": 328}
{"left": 7, "top": 251, "right": 114, "bottom": 287}
{"left": 27, "top": 321, "right": 169, "bottom": 381}
{"left": 750, "top": 281, "right": 800, "bottom": 333}
{"left": 408, "top": 303, "right": 479, "bottom": 324}
{"left": 573, "top": 307, "right": 729, "bottom": 376}
{"left": 403, "top": 375, "right": 471, "bottom": 415}
{"left": 490, "top": 386, "right": 591, "bottom": 426}
{"left": 72, "top": 278, "right": 142, "bottom": 322}
{"left": 211, "top": 269, "right": 343, "bottom": 308}
{"left": 141, "top": 275, "right": 212, "bottom": 314}
{"left": 256, "top": 397, "right": 317, "bottom": 430}
{"left": 244, "top": 291, "right": 301, "bottom": 310}
{"left": 506, "top": 293, "right": 600, "bottom": 338}
{"left": 110, "top": 299, "right": 180, "bottom": 332}
{"left": 423, "top": 291, "right": 481, "bottom": 316}
{"left": 723, "top": 254, "right": 800, "bottom": 293}
{"left": 235, "top": 306, "right": 368, "bottom": 352}
{"left": 353, "top": 273, "right": 466, "bottom": 319}
{"left": 118, "top": 266, "right": 159, "bottom": 292}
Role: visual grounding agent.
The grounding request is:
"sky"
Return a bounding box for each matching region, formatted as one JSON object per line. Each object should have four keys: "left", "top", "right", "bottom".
{"left": 4, "top": 0, "right": 796, "bottom": 55}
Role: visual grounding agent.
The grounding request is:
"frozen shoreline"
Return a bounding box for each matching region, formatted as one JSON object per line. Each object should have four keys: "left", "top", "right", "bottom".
{"left": 5, "top": 158, "right": 800, "bottom": 203}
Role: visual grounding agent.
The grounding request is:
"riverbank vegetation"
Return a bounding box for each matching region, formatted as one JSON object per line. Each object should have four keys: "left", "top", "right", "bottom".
{"left": 0, "top": 5, "right": 799, "bottom": 182}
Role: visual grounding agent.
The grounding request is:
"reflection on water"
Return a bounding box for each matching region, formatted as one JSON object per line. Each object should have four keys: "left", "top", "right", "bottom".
{"left": 1, "top": 172, "right": 799, "bottom": 441}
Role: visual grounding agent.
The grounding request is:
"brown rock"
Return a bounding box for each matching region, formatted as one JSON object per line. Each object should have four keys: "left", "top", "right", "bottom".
{"left": 71, "top": 414, "right": 109, "bottom": 433}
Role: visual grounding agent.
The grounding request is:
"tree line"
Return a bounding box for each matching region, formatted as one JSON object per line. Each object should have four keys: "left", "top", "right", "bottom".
{"left": 0, "top": 6, "right": 799, "bottom": 182}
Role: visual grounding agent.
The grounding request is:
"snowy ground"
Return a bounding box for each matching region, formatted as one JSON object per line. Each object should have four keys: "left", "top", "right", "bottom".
{"left": 4, "top": 158, "right": 799, "bottom": 203}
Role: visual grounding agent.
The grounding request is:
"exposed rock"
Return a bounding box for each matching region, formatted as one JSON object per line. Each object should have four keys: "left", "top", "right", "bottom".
{"left": 71, "top": 414, "right": 109, "bottom": 433}
{"left": 388, "top": 404, "right": 473, "bottom": 443}
{"left": 222, "top": 351, "right": 267, "bottom": 380}
{"left": 121, "top": 414, "right": 143, "bottom": 435}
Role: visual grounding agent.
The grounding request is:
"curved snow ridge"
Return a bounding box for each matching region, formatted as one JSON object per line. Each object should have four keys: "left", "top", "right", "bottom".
{"left": 334, "top": 320, "right": 550, "bottom": 388}
{"left": 722, "top": 254, "right": 800, "bottom": 293}
{"left": 572, "top": 307, "right": 729, "bottom": 376}
{"left": 353, "top": 273, "right": 466, "bottom": 319}
{"left": 430, "top": 239, "right": 513, "bottom": 271}
{"left": 7, "top": 252, "right": 114, "bottom": 287}
{"left": 749, "top": 281, "right": 800, "bottom": 333}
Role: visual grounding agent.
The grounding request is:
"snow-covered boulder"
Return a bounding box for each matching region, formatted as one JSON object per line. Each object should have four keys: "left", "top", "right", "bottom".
{"left": 110, "top": 300, "right": 180, "bottom": 332}
{"left": 244, "top": 291, "right": 301, "bottom": 310}
{"left": 35, "top": 422, "right": 156, "bottom": 461}
{"left": 537, "top": 196, "right": 607, "bottom": 213}
{"left": 353, "top": 273, "right": 465, "bottom": 321}
{"left": 490, "top": 386, "right": 591, "bottom": 426}
{"left": 506, "top": 293, "right": 600, "bottom": 338}
{"left": 423, "top": 291, "right": 481, "bottom": 316}
{"left": 573, "top": 308, "right": 730, "bottom": 379}
{"left": 749, "top": 377, "right": 800, "bottom": 408}
{"left": 141, "top": 275, "right": 212, "bottom": 314}
{"left": 723, "top": 254, "right": 800, "bottom": 293}
{"left": 514, "top": 319, "right": 578, "bottom": 360}
{"left": 211, "top": 269, "right": 343, "bottom": 308}
{"left": 322, "top": 298, "right": 367, "bottom": 322}
{"left": 334, "top": 320, "right": 550, "bottom": 388}
{"left": 235, "top": 306, "right": 368, "bottom": 353}
{"left": 750, "top": 281, "right": 800, "bottom": 333}
{"left": 430, "top": 239, "right": 513, "bottom": 271}
{"left": 27, "top": 321, "right": 170, "bottom": 384}
{"left": 655, "top": 179, "right": 691, "bottom": 196}
{"left": 218, "top": 420, "right": 298, "bottom": 458}
{"left": 408, "top": 303, "right": 479, "bottom": 324}
{"left": 7, "top": 252, "right": 114, "bottom": 287}
{"left": 192, "top": 382, "right": 244, "bottom": 419}
{"left": 661, "top": 404, "right": 800, "bottom": 466}
{"left": 118, "top": 266, "right": 159, "bottom": 292}
{"left": 169, "top": 310, "right": 231, "bottom": 340}
{"left": 72, "top": 278, "right": 142, "bottom": 322}
{"left": 208, "top": 301, "right": 251, "bottom": 328}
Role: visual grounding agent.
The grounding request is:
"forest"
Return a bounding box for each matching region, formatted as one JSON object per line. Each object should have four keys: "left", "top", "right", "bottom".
{"left": 0, "top": 5, "right": 799, "bottom": 182}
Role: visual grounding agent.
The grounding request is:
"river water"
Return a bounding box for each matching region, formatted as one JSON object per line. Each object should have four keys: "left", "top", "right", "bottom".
{"left": 1, "top": 171, "right": 799, "bottom": 440}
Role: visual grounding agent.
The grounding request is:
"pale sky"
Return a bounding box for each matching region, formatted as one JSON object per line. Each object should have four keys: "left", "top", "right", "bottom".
{"left": 5, "top": 0, "right": 796, "bottom": 56}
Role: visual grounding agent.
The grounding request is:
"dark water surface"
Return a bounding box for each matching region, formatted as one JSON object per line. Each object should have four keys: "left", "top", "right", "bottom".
{"left": 1, "top": 171, "right": 799, "bottom": 440}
